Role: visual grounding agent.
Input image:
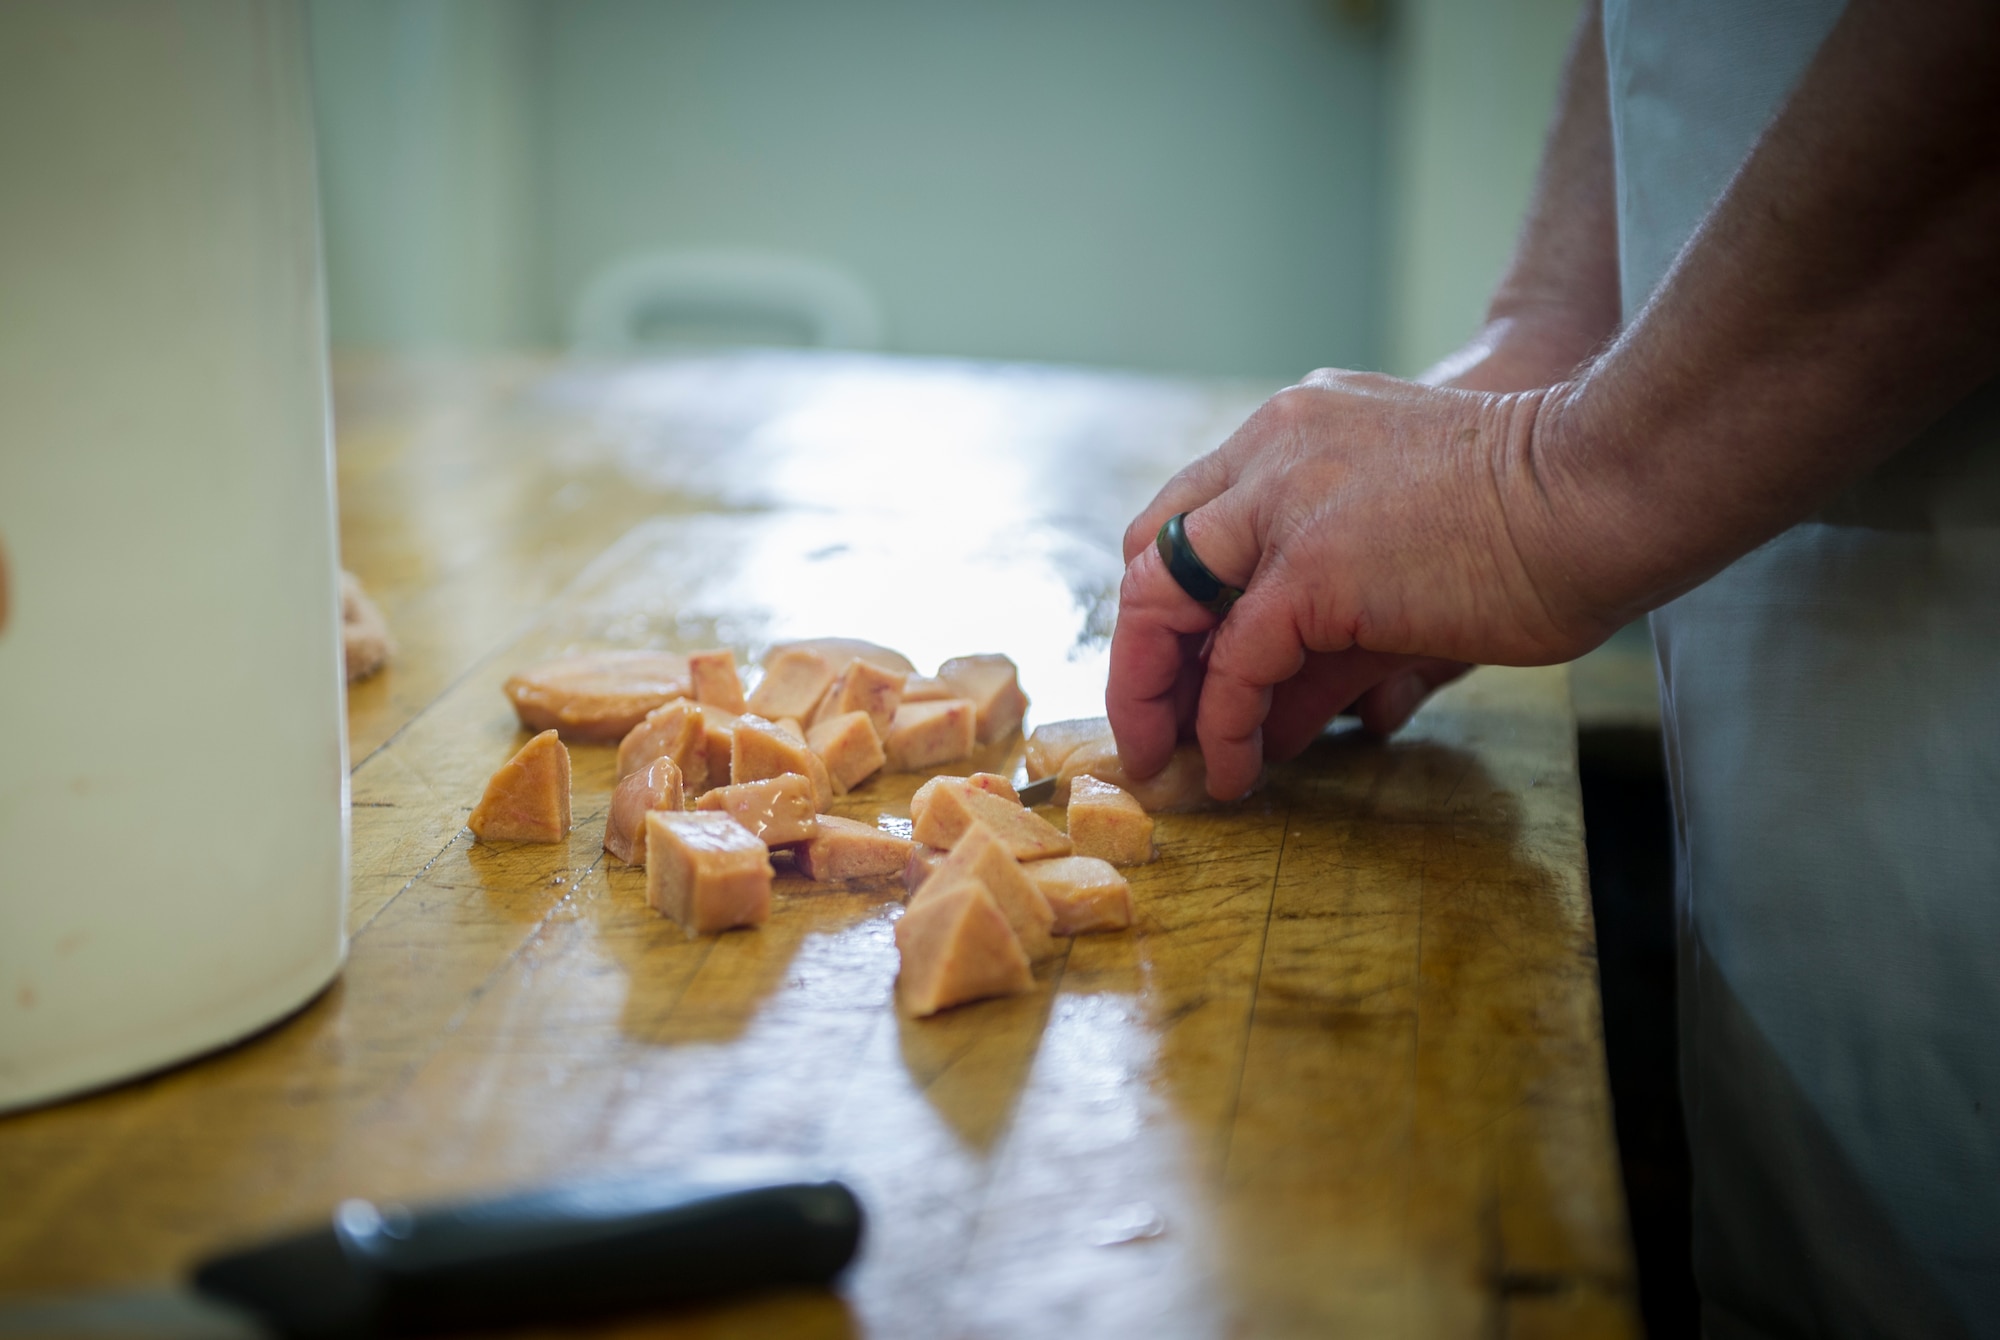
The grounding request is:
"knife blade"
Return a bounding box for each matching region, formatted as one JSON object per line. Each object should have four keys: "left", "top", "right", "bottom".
{"left": 0, "top": 1166, "right": 863, "bottom": 1339}
{"left": 1016, "top": 774, "right": 1057, "bottom": 807}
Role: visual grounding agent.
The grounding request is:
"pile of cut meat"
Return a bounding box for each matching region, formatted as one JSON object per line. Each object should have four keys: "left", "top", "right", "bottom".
{"left": 465, "top": 637, "right": 1195, "bottom": 1016}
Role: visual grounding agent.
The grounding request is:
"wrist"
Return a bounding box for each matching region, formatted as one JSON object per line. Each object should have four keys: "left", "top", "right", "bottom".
{"left": 1422, "top": 311, "right": 1609, "bottom": 394}
{"left": 1476, "top": 381, "right": 1648, "bottom": 657}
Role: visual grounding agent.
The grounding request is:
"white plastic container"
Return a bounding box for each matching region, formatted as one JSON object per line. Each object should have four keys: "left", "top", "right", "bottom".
{"left": 0, "top": 0, "right": 348, "bottom": 1112}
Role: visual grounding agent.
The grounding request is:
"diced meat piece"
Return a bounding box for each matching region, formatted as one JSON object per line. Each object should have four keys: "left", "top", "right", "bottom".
{"left": 769, "top": 719, "right": 834, "bottom": 809}
{"left": 800, "top": 744, "right": 832, "bottom": 808}
{"left": 698, "top": 704, "right": 738, "bottom": 788}
{"left": 810, "top": 658, "right": 906, "bottom": 735}
{"left": 1025, "top": 856, "right": 1134, "bottom": 934}
{"left": 910, "top": 778, "right": 1071, "bottom": 860}
{"left": 604, "top": 757, "right": 685, "bottom": 864}
{"left": 802, "top": 748, "right": 834, "bottom": 812}
{"left": 911, "top": 823, "right": 1057, "bottom": 961}
{"left": 937, "top": 654, "right": 1029, "bottom": 744}
{"left": 615, "top": 699, "right": 709, "bottom": 791}
{"left": 907, "top": 774, "right": 958, "bottom": 836}
{"left": 895, "top": 877, "right": 1033, "bottom": 1017}
{"left": 645, "top": 811, "right": 772, "bottom": 935}
{"left": 904, "top": 843, "right": 947, "bottom": 894}
{"left": 969, "top": 772, "right": 1020, "bottom": 804}
{"left": 340, "top": 570, "right": 394, "bottom": 683}
{"left": 469, "top": 730, "right": 571, "bottom": 843}
{"left": 687, "top": 648, "right": 748, "bottom": 713}
{"left": 732, "top": 713, "right": 820, "bottom": 786}
{"left": 795, "top": 814, "right": 915, "bottom": 881}
{"left": 695, "top": 773, "right": 819, "bottom": 846}
{"left": 503, "top": 651, "right": 690, "bottom": 742}
{"left": 1066, "top": 774, "right": 1156, "bottom": 865}
{"left": 806, "top": 711, "right": 886, "bottom": 794}
{"left": 1058, "top": 739, "right": 1222, "bottom": 813}
{"left": 746, "top": 647, "right": 837, "bottom": 721}
{"left": 900, "top": 674, "right": 952, "bottom": 702}
{"left": 1024, "top": 716, "right": 1110, "bottom": 781}
{"left": 883, "top": 698, "right": 976, "bottom": 771}
{"left": 768, "top": 638, "right": 915, "bottom": 678}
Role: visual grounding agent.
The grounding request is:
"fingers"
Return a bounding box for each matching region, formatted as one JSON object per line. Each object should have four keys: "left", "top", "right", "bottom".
{"left": 1260, "top": 649, "right": 1410, "bottom": 762}
{"left": 1106, "top": 545, "right": 1224, "bottom": 780}
{"left": 1194, "top": 583, "right": 1307, "bottom": 800}
{"left": 1121, "top": 450, "right": 1233, "bottom": 564}
{"left": 1350, "top": 658, "right": 1472, "bottom": 735}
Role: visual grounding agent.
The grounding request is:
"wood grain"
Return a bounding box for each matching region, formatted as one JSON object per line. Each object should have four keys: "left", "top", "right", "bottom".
{"left": 0, "top": 353, "right": 1636, "bottom": 1337}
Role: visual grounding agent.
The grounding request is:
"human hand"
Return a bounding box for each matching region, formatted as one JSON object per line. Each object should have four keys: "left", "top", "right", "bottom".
{"left": 1107, "top": 369, "right": 1621, "bottom": 801}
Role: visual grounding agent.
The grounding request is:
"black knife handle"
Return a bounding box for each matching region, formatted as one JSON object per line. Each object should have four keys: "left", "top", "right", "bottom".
{"left": 191, "top": 1173, "right": 864, "bottom": 1339}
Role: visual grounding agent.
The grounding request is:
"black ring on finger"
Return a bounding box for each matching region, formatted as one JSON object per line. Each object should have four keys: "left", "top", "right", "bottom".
{"left": 1156, "top": 512, "right": 1244, "bottom": 616}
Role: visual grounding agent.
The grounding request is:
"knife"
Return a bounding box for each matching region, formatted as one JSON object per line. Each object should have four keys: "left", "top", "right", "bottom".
{"left": 1016, "top": 774, "right": 1057, "bottom": 807}
{"left": 0, "top": 1167, "right": 863, "bottom": 1338}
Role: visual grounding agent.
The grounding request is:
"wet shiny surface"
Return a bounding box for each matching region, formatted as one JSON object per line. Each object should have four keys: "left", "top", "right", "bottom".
{"left": 0, "top": 353, "right": 1636, "bottom": 1336}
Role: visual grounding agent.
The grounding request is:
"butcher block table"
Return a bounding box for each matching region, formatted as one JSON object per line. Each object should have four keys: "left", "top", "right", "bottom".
{"left": 0, "top": 352, "right": 1639, "bottom": 1337}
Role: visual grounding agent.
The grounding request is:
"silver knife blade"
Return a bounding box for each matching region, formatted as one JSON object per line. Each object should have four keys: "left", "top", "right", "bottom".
{"left": 0, "top": 1287, "right": 265, "bottom": 1339}
{"left": 1017, "top": 774, "right": 1057, "bottom": 806}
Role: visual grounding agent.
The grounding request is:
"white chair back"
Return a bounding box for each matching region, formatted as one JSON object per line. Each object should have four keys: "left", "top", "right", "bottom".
{"left": 570, "top": 249, "right": 885, "bottom": 354}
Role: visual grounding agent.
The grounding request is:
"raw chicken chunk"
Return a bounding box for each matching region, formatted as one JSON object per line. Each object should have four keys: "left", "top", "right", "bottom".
{"left": 1027, "top": 717, "right": 1223, "bottom": 812}
{"left": 883, "top": 698, "right": 976, "bottom": 771}
{"left": 803, "top": 750, "right": 835, "bottom": 812}
{"left": 967, "top": 773, "right": 1020, "bottom": 804}
{"left": 1024, "top": 855, "right": 1134, "bottom": 934}
{"left": 794, "top": 815, "right": 914, "bottom": 881}
{"left": 911, "top": 823, "right": 1057, "bottom": 961}
{"left": 698, "top": 704, "right": 738, "bottom": 788}
{"left": 687, "top": 648, "right": 748, "bottom": 714}
{"left": 604, "top": 756, "right": 684, "bottom": 864}
{"left": 908, "top": 773, "right": 1017, "bottom": 833}
{"left": 1066, "top": 774, "right": 1156, "bottom": 865}
{"left": 768, "top": 638, "right": 915, "bottom": 678}
{"left": 696, "top": 773, "right": 820, "bottom": 847}
{"left": 895, "top": 877, "right": 1033, "bottom": 1017}
{"left": 732, "top": 714, "right": 820, "bottom": 787}
{"left": 615, "top": 699, "right": 709, "bottom": 791}
{"left": 1059, "top": 739, "right": 1219, "bottom": 813}
{"left": 772, "top": 718, "right": 836, "bottom": 810}
{"left": 909, "top": 778, "right": 1070, "bottom": 861}
{"left": 900, "top": 675, "right": 953, "bottom": 702}
{"left": 810, "top": 658, "right": 906, "bottom": 736}
{"left": 504, "top": 651, "right": 689, "bottom": 742}
{"left": 469, "top": 730, "right": 571, "bottom": 843}
{"left": 904, "top": 843, "right": 947, "bottom": 894}
{"left": 1023, "top": 716, "right": 1111, "bottom": 782}
{"left": 731, "top": 716, "right": 833, "bottom": 810}
{"left": 806, "top": 711, "right": 886, "bottom": 794}
{"left": 340, "top": 570, "right": 394, "bottom": 683}
{"left": 645, "top": 811, "right": 772, "bottom": 935}
{"left": 937, "top": 654, "right": 1028, "bottom": 744}
{"left": 746, "top": 647, "right": 837, "bottom": 721}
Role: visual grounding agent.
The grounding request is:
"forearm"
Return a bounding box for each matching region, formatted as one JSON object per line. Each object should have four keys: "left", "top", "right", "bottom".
{"left": 1423, "top": 1, "right": 1620, "bottom": 393}
{"left": 1521, "top": 0, "right": 2000, "bottom": 623}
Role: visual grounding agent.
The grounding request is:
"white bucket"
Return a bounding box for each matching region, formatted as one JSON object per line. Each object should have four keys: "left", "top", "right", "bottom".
{"left": 0, "top": 0, "right": 348, "bottom": 1112}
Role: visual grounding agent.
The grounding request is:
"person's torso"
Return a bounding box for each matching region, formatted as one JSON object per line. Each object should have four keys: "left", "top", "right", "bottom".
{"left": 1605, "top": 3, "right": 2000, "bottom": 1335}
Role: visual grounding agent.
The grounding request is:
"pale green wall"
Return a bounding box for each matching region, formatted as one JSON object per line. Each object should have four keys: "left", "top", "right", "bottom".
{"left": 308, "top": 0, "right": 1389, "bottom": 377}
{"left": 307, "top": 0, "right": 1578, "bottom": 379}
{"left": 308, "top": 0, "right": 541, "bottom": 350}
{"left": 1383, "top": 0, "right": 1581, "bottom": 375}
{"left": 538, "top": 0, "right": 1388, "bottom": 378}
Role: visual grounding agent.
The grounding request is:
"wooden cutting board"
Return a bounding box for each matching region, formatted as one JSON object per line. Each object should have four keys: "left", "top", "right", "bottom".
{"left": 0, "top": 353, "right": 1637, "bottom": 1337}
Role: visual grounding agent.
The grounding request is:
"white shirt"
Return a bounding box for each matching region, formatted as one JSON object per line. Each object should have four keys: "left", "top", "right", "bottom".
{"left": 1606, "top": 2, "right": 2000, "bottom": 1334}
